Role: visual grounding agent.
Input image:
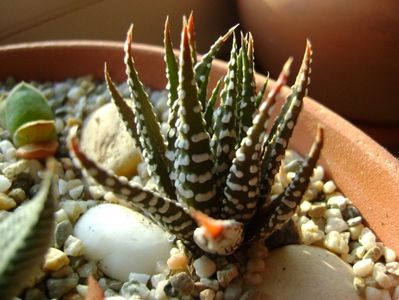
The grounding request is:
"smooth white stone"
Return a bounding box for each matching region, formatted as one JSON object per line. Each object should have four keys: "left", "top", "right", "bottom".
{"left": 255, "top": 245, "right": 360, "bottom": 300}
{"left": 193, "top": 256, "right": 217, "bottom": 278}
{"left": 353, "top": 258, "right": 374, "bottom": 277}
{"left": 74, "top": 203, "right": 173, "bottom": 281}
{"left": 327, "top": 195, "right": 348, "bottom": 210}
{"left": 325, "top": 217, "right": 349, "bottom": 233}
{"left": 0, "top": 175, "right": 11, "bottom": 192}
{"left": 365, "top": 286, "right": 384, "bottom": 300}
{"left": 359, "top": 228, "right": 377, "bottom": 250}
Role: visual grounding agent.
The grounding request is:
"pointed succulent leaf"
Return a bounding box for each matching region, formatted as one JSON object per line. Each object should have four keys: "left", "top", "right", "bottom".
{"left": 124, "top": 25, "right": 175, "bottom": 199}
{"left": 104, "top": 64, "right": 140, "bottom": 145}
{"left": 194, "top": 25, "right": 238, "bottom": 108}
{"left": 174, "top": 25, "right": 218, "bottom": 216}
{"left": 221, "top": 59, "right": 292, "bottom": 223}
{"left": 255, "top": 76, "right": 269, "bottom": 109}
{"left": 69, "top": 134, "right": 200, "bottom": 253}
{"left": 187, "top": 12, "right": 197, "bottom": 65}
{"left": 211, "top": 34, "right": 239, "bottom": 186}
{"left": 204, "top": 77, "right": 222, "bottom": 135}
{"left": 237, "top": 34, "right": 257, "bottom": 143}
{"left": 246, "top": 126, "right": 323, "bottom": 241}
{"left": 235, "top": 40, "right": 244, "bottom": 110}
{"left": 0, "top": 161, "right": 55, "bottom": 299}
{"left": 164, "top": 17, "right": 180, "bottom": 178}
{"left": 258, "top": 43, "right": 312, "bottom": 209}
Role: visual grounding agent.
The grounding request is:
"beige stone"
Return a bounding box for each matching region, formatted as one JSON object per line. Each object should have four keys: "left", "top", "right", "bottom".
{"left": 43, "top": 247, "right": 70, "bottom": 271}
{"left": 81, "top": 102, "right": 142, "bottom": 178}
{"left": 253, "top": 245, "right": 361, "bottom": 300}
{"left": 0, "top": 192, "right": 16, "bottom": 210}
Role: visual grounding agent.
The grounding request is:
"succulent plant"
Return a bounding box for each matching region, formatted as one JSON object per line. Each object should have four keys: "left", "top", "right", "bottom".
{"left": 69, "top": 14, "right": 323, "bottom": 256}
{"left": 0, "top": 160, "right": 55, "bottom": 299}
{"left": 0, "top": 82, "right": 59, "bottom": 159}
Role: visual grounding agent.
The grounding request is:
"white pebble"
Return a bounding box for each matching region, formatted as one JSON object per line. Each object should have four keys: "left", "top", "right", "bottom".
{"left": 384, "top": 247, "right": 397, "bottom": 263}
{"left": 0, "top": 175, "right": 11, "bottom": 193}
{"left": 374, "top": 270, "right": 393, "bottom": 289}
{"left": 128, "top": 272, "right": 151, "bottom": 284}
{"left": 301, "top": 220, "right": 324, "bottom": 245}
{"left": 74, "top": 204, "right": 172, "bottom": 281}
{"left": 325, "top": 208, "right": 343, "bottom": 219}
{"left": 311, "top": 166, "right": 324, "bottom": 182}
{"left": 359, "top": 228, "right": 377, "bottom": 250}
{"left": 193, "top": 256, "right": 217, "bottom": 278}
{"left": 155, "top": 279, "right": 168, "bottom": 299}
{"left": 325, "top": 217, "right": 349, "bottom": 233}
{"left": 151, "top": 273, "right": 166, "bottom": 288}
{"left": 324, "top": 231, "right": 349, "bottom": 255}
{"left": 353, "top": 258, "right": 374, "bottom": 277}
{"left": 365, "top": 286, "right": 384, "bottom": 300}
{"left": 63, "top": 235, "right": 83, "bottom": 257}
{"left": 323, "top": 180, "right": 336, "bottom": 194}
{"left": 69, "top": 185, "right": 84, "bottom": 199}
{"left": 327, "top": 195, "right": 348, "bottom": 210}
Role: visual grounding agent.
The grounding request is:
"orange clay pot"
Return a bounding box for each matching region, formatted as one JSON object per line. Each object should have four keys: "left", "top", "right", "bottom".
{"left": 0, "top": 41, "right": 398, "bottom": 254}
{"left": 236, "top": 0, "right": 399, "bottom": 152}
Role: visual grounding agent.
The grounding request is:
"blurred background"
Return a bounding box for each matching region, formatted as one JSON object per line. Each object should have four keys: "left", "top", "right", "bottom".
{"left": 1, "top": 0, "right": 398, "bottom": 155}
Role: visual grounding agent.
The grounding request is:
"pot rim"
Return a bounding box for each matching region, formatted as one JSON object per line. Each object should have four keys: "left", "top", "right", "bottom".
{"left": 0, "top": 40, "right": 398, "bottom": 252}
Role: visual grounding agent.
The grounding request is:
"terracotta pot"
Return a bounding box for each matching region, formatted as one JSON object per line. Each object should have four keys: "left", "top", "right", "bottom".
{"left": 236, "top": 0, "right": 399, "bottom": 151}
{"left": 0, "top": 41, "right": 398, "bottom": 256}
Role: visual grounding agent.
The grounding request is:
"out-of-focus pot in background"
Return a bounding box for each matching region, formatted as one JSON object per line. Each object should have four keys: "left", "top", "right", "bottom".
{"left": 236, "top": 0, "right": 399, "bottom": 154}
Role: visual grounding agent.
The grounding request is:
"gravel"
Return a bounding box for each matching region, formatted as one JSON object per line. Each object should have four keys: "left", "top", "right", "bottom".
{"left": 0, "top": 76, "right": 397, "bottom": 299}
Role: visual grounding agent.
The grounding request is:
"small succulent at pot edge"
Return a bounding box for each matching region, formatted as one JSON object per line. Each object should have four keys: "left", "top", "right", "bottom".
{"left": 0, "top": 82, "right": 59, "bottom": 159}
{"left": 69, "top": 14, "right": 324, "bottom": 256}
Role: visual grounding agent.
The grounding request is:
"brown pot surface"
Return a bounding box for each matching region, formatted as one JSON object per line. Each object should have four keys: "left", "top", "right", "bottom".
{"left": 236, "top": 0, "right": 399, "bottom": 126}
{"left": 0, "top": 41, "right": 398, "bottom": 253}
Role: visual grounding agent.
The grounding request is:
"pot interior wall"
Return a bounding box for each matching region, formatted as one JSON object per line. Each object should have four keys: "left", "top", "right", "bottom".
{"left": 0, "top": 42, "right": 398, "bottom": 254}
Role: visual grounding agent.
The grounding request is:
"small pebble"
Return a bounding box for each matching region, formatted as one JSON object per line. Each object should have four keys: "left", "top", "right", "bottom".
{"left": 327, "top": 195, "right": 348, "bottom": 210}
{"left": 323, "top": 180, "right": 336, "bottom": 194}
{"left": 311, "top": 166, "right": 324, "bottom": 182}
{"left": 69, "top": 185, "right": 84, "bottom": 199}
{"left": 46, "top": 273, "right": 79, "bottom": 298}
{"left": 374, "top": 270, "right": 393, "bottom": 289}
{"left": 168, "top": 272, "right": 195, "bottom": 296}
{"left": 216, "top": 264, "right": 239, "bottom": 288}
{"left": 347, "top": 216, "right": 362, "bottom": 226}
{"left": 324, "top": 231, "right": 349, "bottom": 254}
{"left": 353, "top": 276, "right": 366, "bottom": 295}
{"left": 301, "top": 220, "right": 324, "bottom": 245}
{"left": 167, "top": 252, "right": 188, "bottom": 271}
{"left": 43, "top": 247, "right": 70, "bottom": 271}
{"left": 353, "top": 258, "right": 374, "bottom": 277}
{"left": 383, "top": 247, "right": 397, "bottom": 263}
{"left": 200, "top": 277, "right": 220, "bottom": 291}
{"left": 325, "top": 208, "right": 343, "bottom": 219}
{"left": 0, "top": 175, "right": 12, "bottom": 193}
{"left": 50, "top": 265, "right": 73, "bottom": 278}
{"left": 2, "top": 160, "right": 30, "bottom": 179}
{"left": 120, "top": 280, "right": 150, "bottom": 299}
{"left": 7, "top": 188, "right": 26, "bottom": 203}
{"left": 349, "top": 223, "right": 364, "bottom": 240}
{"left": 0, "top": 192, "right": 16, "bottom": 210}
{"left": 386, "top": 262, "right": 399, "bottom": 276}
{"left": 363, "top": 245, "right": 383, "bottom": 262}
{"left": 200, "top": 288, "right": 216, "bottom": 300}
{"left": 325, "top": 217, "right": 349, "bottom": 233}
{"left": 359, "top": 228, "right": 377, "bottom": 250}
{"left": 64, "top": 235, "right": 84, "bottom": 256}
{"left": 128, "top": 272, "right": 151, "bottom": 285}
{"left": 193, "top": 256, "right": 217, "bottom": 278}
{"left": 224, "top": 279, "right": 243, "bottom": 300}
{"left": 76, "top": 284, "right": 89, "bottom": 298}
{"left": 308, "top": 202, "right": 326, "bottom": 218}
{"left": 54, "top": 220, "right": 73, "bottom": 248}
{"left": 77, "top": 262, "right": 97, "bottom": 279}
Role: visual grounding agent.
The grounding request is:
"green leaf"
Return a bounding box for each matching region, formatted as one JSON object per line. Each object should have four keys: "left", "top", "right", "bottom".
{"left": 104, "top": 64, "right": 140, "bottom": 146}
{"left": 246, "top": 126, "right": 323, "bottom": 241}
{"left": 164, "top": 16, "right": 180, "bottom": 179}
{"left": 0, "top": 160, "right": 55, "bottom": 299}
{"left": 255, "top": 76, "right": 269, "bottom": 109}
{"left": 211, "top": 34, "right": 239, "bottom": 188}
{"left": 173, "top": 24, "right": 218, "bottom": 216}
{"left": 69, "top": 135, "right": 200, "bottom": 253}
{"left": 124, "top": 25, "right": 175, "bottom": 200}
{"left": 5, "top": 82, "right": 56, "bottom": 147}
{"left": 258, "top": 43, "right": 312, "bottom": 209}
{"left": 237, "top": 34, "right": 257, "bottom": 143}
{"left": 221, "top": 55, "right": 292, "bottom": 223}
{"left": 204, "top": 77, "right": 222, "bottom": 135}
{"left": 194, "top": 25, "right": 238, "bottom": 109}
